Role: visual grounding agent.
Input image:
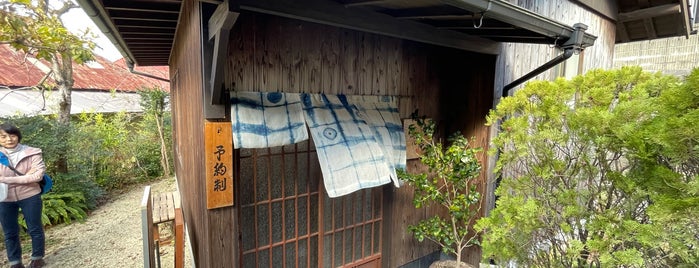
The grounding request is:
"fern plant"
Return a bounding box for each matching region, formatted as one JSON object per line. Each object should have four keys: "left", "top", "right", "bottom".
{"left": 41, "top": 192, "right": 89, "bottom": 225}
{"left": 18, "top": 192, "right": 89, "bottom": 228}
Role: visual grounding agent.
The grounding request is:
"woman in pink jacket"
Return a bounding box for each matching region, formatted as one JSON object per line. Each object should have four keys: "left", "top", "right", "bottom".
{"left": 0, "top": 123, "right": 46, "bottom": 268}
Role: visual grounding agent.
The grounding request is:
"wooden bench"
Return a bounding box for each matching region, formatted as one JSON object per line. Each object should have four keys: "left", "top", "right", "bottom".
{"left": 141, "top": 186, "right": 185, "bottom": 268}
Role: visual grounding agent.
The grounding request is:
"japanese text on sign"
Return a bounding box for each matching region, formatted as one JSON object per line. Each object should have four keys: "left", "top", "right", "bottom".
{"left": 205, "top": 122, "right": 234, "bottom": 209}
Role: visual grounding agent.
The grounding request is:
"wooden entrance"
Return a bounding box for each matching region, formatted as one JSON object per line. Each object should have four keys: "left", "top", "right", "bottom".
{"left": 238, "top": 140, "right": 383, "bottom": 267}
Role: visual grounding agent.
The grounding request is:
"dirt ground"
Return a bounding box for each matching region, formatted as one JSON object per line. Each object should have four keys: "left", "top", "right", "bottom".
{"left": 0, "top": 177, "right": 192, "bottom": 267}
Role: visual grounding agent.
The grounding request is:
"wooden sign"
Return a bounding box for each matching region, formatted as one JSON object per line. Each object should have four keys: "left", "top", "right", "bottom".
{"left": 404, "top": 119, "right": 422, "bottom": 160}
{"left": 205, "top": 121, "right": 234, "bottom": 209}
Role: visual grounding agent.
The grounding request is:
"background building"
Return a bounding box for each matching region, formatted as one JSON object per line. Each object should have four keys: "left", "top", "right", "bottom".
{"left": 0, "top": 44, "right": 169, "bottom": 117}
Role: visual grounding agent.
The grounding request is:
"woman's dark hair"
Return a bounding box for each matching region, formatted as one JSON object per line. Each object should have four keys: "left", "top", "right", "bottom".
{"left": 0, "top": 123, "right": 22, "bottom": 142}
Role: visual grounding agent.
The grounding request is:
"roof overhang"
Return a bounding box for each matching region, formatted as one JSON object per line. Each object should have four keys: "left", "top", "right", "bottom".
{"left": 75, "top": 0, "right": 602, "bottom": 66}
{"left": 234, "top": 0, "right": 597, "bottom": 53}
{"left": 440, "top": 0, "right": 597, "bottom": 47}
{"left": 615, "top": 0, "right": 694, "bottom": 43}
{"left": 585, "top": 0, "right": 696, "bottom": 43}
{"left": 75, "top": 0, "right": 180, "bottom": 66}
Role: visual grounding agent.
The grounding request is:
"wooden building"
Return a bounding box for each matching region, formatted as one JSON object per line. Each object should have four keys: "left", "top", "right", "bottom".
{"left": 75, "top": 0, "right": 693, "bottom": 267}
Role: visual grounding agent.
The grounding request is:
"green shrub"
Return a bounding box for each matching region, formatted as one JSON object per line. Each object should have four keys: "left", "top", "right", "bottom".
{"left": 1, "top": 88, "right": 172, "bottom": 226}
{"left": 477, "top": 67, "right": 698, "bottom": 267}
{"left": 71, "top": 111, "right": 136, "bottom": 189}
{"left": 49, "top": 170, "right": 104, "bottom": 210}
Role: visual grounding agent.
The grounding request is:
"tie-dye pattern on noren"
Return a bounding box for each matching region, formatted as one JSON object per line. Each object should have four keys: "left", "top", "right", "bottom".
{"left": 230, "top": 92, "right": 308, "bottom": 149}
{"left": 230, "top": 92, "right": 406, "bottom": 197}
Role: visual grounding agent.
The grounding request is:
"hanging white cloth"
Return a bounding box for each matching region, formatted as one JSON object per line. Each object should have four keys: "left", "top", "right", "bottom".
{"left": 301, "top": 94, "right": 402, "bottom": 197}
{"left": 230, "top": 92, "right": 308, "bottom": 149}
{"left": 349, "top": 95, "right": 406, "bottom": 187}
{"left": 230, "top": 92, "right": 406, "bottom": 198}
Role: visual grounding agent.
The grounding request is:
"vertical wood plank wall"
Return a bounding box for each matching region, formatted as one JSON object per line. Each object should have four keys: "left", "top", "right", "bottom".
{"left": 226, "top": 13, "right": 496, "bottom": 267}
{"left": 487, "top": 0, "right": 617, "bottom": 213}
{"left": 169, "top": 0, "right": 204, "bottom": 265}
{"left": 226, "top": 13, "right": 447, "bottom": 118}
{"left": 170, "top": 2, "right": 237, "bottom": 267}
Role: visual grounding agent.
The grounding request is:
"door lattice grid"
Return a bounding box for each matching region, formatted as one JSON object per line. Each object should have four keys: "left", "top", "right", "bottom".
{"left": 238, "top": 140, "right": 382, "bottom": 268}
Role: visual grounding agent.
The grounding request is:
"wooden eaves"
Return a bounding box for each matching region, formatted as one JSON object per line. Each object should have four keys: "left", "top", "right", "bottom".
{"left": 74, "top": 0, "right": 602, "bottom": 118}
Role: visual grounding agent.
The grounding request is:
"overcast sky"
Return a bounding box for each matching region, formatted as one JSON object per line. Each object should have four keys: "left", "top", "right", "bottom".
{"left": 61, "top": 5, "right": 122, "bottom": 62}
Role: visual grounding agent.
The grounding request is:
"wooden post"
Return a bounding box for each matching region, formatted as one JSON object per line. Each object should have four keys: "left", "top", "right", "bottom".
{"left": 141, "top": 186, "right": 155, "bottom": 268}
{"left": 174, "top": 208, "right": 184, "bottom": 268}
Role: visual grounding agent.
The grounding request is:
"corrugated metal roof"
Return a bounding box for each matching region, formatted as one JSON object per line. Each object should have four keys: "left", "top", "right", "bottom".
{"left": 0, "top": 46, "right": 47, "bottom": 87}
{"left": 0, "top": 44, "right": 169, "bottom": 92}
{"left": 0, "top": 44, "right": 170, "bottom": 116}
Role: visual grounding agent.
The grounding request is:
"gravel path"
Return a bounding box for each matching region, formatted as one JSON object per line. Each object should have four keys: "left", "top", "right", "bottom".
{"left": 0, "top": 177, "right": 192, "bottom": 268}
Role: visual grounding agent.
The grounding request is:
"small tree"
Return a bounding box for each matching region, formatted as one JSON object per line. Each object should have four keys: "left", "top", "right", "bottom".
{"left": 137, "top": 87, "right": 172, "bottom": 177}
{"left": 1, "top": 0, "right": 95, "bottom": 173}
{"left": 397, "top": 115, "right": 482, "bottom": 267}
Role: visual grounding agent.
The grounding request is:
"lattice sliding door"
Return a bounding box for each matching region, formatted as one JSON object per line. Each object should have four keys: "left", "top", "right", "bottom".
{"left": 322, "top": 188, "right": 382, "bottom": 268}
{"left": 238, "top": 139, "right": 383, "bottom": 268}
{"left": 239, "top": 140, "right": 320, "bottom": 268}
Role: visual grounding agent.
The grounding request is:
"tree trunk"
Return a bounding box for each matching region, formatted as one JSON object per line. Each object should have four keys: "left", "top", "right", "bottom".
{"left": 456, "top": 251, "right": 462, "bottom": 268}
{"left": 156, "top": 112, "right": 170, "bottom": 176}
{"left": 51, "top": 53, "right": 74, "bottom": 173}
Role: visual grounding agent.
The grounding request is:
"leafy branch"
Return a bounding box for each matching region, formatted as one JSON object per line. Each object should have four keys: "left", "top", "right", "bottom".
{"left": 398, "top": 113, "right": 483, "bottom": 266}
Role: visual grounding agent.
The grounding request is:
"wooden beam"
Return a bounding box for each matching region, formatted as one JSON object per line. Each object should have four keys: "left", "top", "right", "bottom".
{"left": 616, "top": 21, "right": 630, "bottom": 43}
{"left": 105, "top": 4, "right": 180, "bottom": 13}
{"left": 197, "top": 0, "right": 224, "bottom": 4}
{"left": 618, "top": 4, "right": 680, "bottom": 22}
{"left": 237, "top": 0, "right": 500, "bottom": 55}
{"left": 343, "top": 0, "right": 388, "bottom": 7}
{"left": 208, "top": 28, "right": 233, "bottom": 106}
{"left": 396, "top": 14, "right": 478, "bottom": 20}
{"left": 679, "top": 0, "right": 692, "bottom": 37}
{"left": 643, "top": 18, "right": 657, "bottom": 39}
{"left": 205, "top": 0, "right": 239, "bottom": 117}
{"left": 208, "top": 0, "right": 239, "bottom": 41}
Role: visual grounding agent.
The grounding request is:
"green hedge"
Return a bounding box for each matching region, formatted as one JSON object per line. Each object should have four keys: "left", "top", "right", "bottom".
{"left": 1, "top": 89, "right": 172, "bottom": 226}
